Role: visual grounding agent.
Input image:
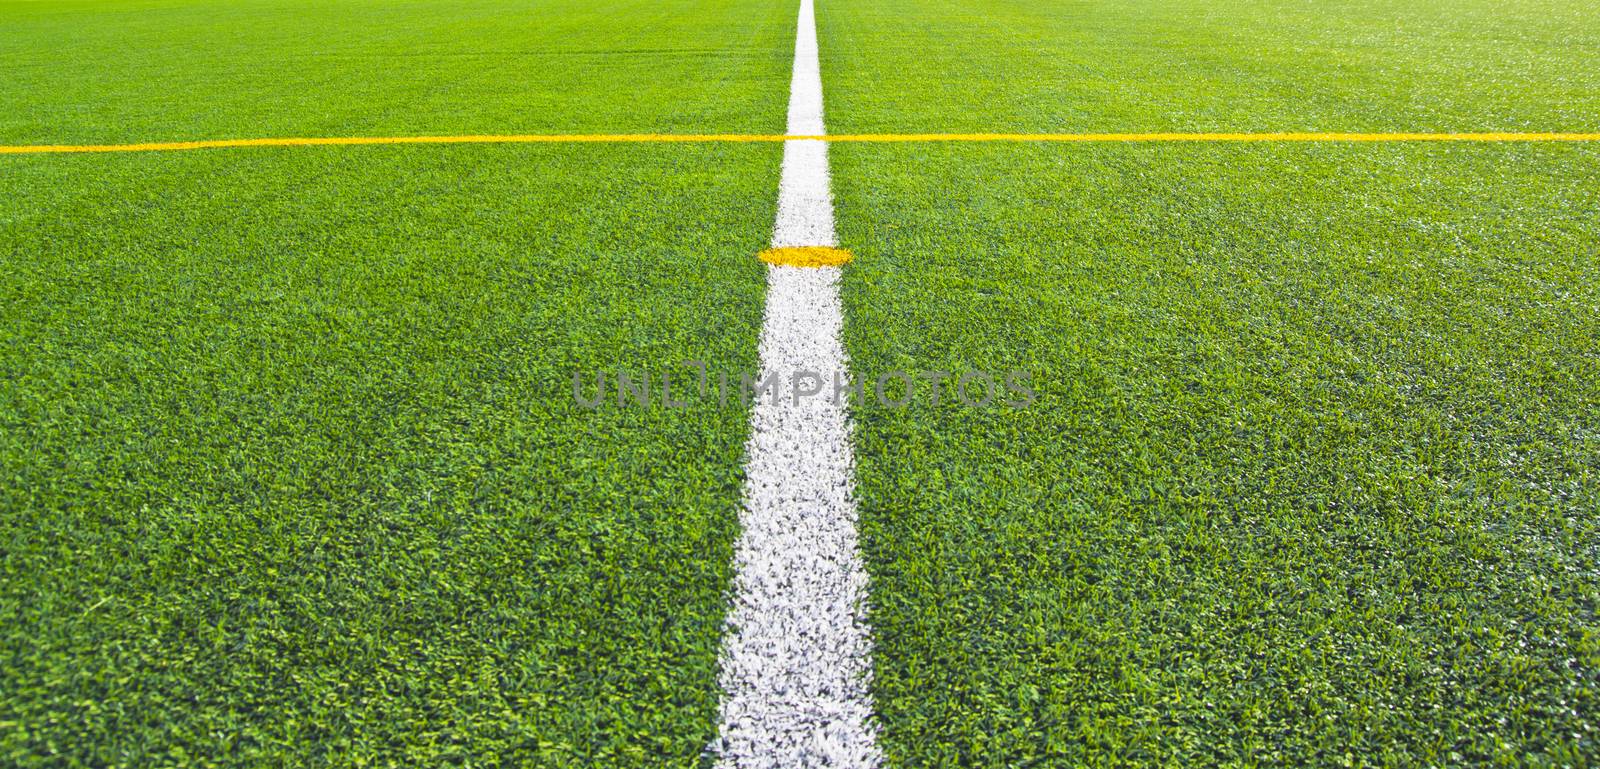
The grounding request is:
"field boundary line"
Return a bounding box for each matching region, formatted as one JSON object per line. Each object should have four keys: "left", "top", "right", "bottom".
{"left": 836, "top": 131, "right": 1600, "bottom": 142}
{"left": 5, "top": 132, "right": 1600, "bottom": 155}
{"left": 709, "top": 0, "right": 879, "bottom": 766}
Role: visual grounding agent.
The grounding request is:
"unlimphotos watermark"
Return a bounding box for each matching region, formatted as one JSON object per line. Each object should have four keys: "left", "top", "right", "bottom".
{"left": 573, "top": 361, "right": 1034, "bottom": 410}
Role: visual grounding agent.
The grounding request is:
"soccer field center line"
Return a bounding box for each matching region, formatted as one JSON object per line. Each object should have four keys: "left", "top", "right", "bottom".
{"left": 4, "top": 131, "right": 1600, "bottom": 155}
{"left": 709, "top": 0, "right": 879, "bottom": 766}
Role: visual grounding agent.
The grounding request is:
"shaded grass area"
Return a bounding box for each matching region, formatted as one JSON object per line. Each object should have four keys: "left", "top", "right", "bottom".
{"left": 834, "top": 141, "right": 1600, "bottom": 766}
{"left": 821, "top": 0, "right": 1600, "bottom": 133}
{"left": 0, "top": 143, "right": 775, "bottom": 766}
{"left": 0, "top": 0, "right": 795, "bottom": 144}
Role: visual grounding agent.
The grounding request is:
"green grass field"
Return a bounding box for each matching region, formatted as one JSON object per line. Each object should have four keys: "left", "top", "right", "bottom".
{"left": 826, "top": 1, "right": 1600, "bottom": 765}
{"left": 3, "top": 1, "right": 792, "bottom": 764}
{"left": 836, "top": 143, "right": 1600, "bottom": 765}
{"left": 3, "top": 0, "right": 1598, "bottom": 767}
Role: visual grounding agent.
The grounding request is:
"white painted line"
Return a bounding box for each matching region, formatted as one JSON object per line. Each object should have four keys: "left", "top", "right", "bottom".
{"left": 709, "top": 0, "right": 882, "bottom": 766}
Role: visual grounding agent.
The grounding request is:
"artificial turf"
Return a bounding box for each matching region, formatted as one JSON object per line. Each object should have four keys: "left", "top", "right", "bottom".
{"left": 0, "top": 0, "right": 797, "bottom": 765}
{"left": 6, "top": 0, "right": 1600, "bottom": 766}
{"left": 0, "top": 142, "right": 782, "bottom": 769}
{"left": 0, "top": 0, "right": 796, "bottom": 144}
{"left": 822, "top": 0, "right": 1600, "bottom": 134}
{"left": 823, "top": 0, "right": 1600, "bottom": 765}
{"left": 837, "top": 142, "right": 1600, "bottom": 767}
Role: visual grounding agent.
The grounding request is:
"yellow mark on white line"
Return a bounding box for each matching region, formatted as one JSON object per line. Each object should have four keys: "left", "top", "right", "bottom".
{"left": 3, "top": 132, "right": 1600, "bottom": 155}
{"left": 760, "top": 246, "right": 854, "bottom": 268}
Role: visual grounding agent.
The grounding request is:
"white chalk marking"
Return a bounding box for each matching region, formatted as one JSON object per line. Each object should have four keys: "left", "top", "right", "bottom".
{"left": 709, "top": 0, "right": 881, "bottom": 766}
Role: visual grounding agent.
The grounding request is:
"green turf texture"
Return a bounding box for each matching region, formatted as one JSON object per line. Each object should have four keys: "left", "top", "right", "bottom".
{"left": 0, "top": 143, "right": 781, "bottom": 769}
{"left": 0, "top": 0, "right": 795, "bottom": 144}
{"left": 0, "top": 0, "right": 796, "bottom": 765}
{"left": 823, "top": 0, "right": 1600, "bottom": 134}
{"left": 837, "top": 141, "right": 1600, "bottom": 768}
{"left": 825, "top": 0, "right": 1600, "bottom": 765}
{"left": 7, "top": 0, "right": 1600, "bottom": 766}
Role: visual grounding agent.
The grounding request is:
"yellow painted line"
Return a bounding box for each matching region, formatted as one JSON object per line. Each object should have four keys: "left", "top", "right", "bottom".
{"left": 759, "top": 246, "right": 854, "bottom": 268}
{"left": 829, "top": 132, "right": 1600, "bottom": 143}
{"left": 3, "top": 132, "right": 1600, "bottom": 155}
{"left": 0, "top": 134, "right": 772, "bottom": 154}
